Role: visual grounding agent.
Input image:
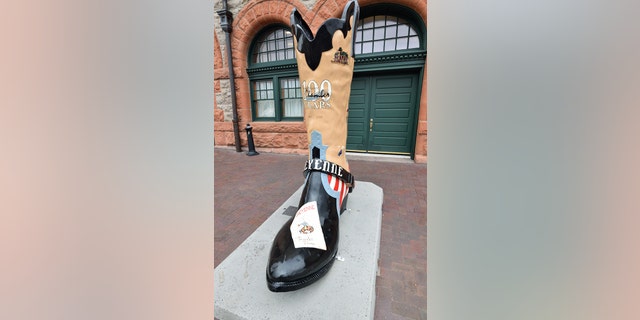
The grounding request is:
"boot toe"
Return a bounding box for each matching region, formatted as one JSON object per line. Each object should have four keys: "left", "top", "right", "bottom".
{"left": 266, "top": 247, "right": 336, "bottom": 292}
{"left": 265, "top": 171, "right": 343, "bottom": 292}
{"left": 266, "top": 220, "right": 337, "bottom": 292}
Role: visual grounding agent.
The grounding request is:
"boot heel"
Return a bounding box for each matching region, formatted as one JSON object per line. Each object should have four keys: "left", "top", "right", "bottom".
{"left": 340, "top": 193, "right": 349, "bottom": 215}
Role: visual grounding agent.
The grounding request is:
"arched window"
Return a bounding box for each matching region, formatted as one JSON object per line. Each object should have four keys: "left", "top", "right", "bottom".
{"left": 247, "top": 27, "right": 302, "bottom": 122}
{"left": 355, "top": 15, "right": 421, "bottom": 54}
{"left": 351, "top": 5, "right": 426, "bottom": 72}
{"left": 252, "top": 28, "right": 295, "bottom": 63}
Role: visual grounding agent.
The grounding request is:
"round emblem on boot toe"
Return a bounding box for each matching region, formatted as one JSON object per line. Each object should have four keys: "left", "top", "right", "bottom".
{"left": 298, "top": 223, "right": 314, "bottom": 234}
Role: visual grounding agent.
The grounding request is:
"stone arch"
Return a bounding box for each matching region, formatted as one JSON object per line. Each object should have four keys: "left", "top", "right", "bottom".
{"left": 232, "top": 0, "right": 309, "bottom": 75}
{"left": 230, "top": 0, "right": 309, "bottom": 124}
{"left": 358, "top": 0, "right": 426, "bottom": 22}
{"left": 307, "top": 0, "right": 343, "bottom": 27}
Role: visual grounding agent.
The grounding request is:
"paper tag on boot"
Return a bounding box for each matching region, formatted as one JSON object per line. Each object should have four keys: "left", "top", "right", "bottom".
{"left": 290, "top": 201, "right": 327, "bottom": 250}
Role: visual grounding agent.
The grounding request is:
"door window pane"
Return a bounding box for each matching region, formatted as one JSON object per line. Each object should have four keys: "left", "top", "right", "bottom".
{"left": 396, "top": 37, "right": 408, "bottom": 49}
{"left": 362, "top": 42, "right": 373, "bottom": 54}
{"left": 385, "top": 25, "right": 397, "bottom": 38}
{"left": 408, "top": 36, "right": 420, "bottom": 49}
{"left": 374, "top": 27, "right": 385, "bottom": 39}
{"left": 385, "top": 39, "right": 396, "bottom": 51}
{"left": 373, "top": 40, "right": 384, "bottom": 53}
{"left": 386, "top": 16, "right": 398, "bottom": 25}
{"left": 397, "top": 24, "right": 409, "bottom": 37}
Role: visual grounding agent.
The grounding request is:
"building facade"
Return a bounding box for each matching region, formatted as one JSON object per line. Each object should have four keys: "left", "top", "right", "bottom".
{"left": 214, "top": 0, "right": 427, "bottom": 162}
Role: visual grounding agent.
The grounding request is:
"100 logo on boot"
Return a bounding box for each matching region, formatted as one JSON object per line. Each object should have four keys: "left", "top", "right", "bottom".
{"left": 302, "top": 79, "right": 332, "bottom": 109}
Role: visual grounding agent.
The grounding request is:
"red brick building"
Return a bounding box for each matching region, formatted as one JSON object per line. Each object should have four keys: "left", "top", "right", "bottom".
{"left": 214, "top": 0, "right": 427, "bottom": 162}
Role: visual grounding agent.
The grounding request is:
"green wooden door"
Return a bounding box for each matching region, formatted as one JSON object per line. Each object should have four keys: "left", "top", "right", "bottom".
{"left": 347, "top": 72, "right": 419, "bottom": 155}
{"left": 346, "top": 77, "right": 370, "bottom": 151}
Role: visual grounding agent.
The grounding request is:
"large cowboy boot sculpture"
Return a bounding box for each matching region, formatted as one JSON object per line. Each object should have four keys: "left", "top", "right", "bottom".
{"left": 266, "top": 0, "right": 360, "bottom": 292}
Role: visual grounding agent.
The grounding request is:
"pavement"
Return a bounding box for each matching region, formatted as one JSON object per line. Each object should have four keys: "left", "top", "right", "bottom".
{"left": 214, "top": 147, "right": 427, "bottom": 319}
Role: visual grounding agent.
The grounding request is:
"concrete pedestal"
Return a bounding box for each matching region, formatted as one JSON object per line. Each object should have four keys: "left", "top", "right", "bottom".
{"left": 214, "top": 182, "right": 384, "bottom": 320}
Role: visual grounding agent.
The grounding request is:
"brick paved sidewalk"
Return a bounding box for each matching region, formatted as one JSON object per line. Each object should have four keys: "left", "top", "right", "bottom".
{"left": 214, "top": 147, "right": 426, "bottom": 319}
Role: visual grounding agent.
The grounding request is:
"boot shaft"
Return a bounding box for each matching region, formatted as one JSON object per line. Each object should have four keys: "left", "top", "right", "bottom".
{"left": 291, "top": 0, "right": 359, "bottom": 170}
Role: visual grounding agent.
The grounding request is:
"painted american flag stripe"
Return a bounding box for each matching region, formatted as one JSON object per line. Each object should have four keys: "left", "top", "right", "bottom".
{"left": 326, "top": 174, "right": 349, "bottom": 207}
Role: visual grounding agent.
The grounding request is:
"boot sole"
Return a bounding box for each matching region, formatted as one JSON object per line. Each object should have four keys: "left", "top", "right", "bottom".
{"left": 267, "top": 252, "right": 337, "bottom": 292}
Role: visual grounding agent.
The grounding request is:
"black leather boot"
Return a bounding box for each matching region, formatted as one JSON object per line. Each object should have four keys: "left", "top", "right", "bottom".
{"left": 266, "top": 0, "right": 359, "bottom": 292}
{"left": 266, "top": 158, "right": 353, "bottom": 292}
